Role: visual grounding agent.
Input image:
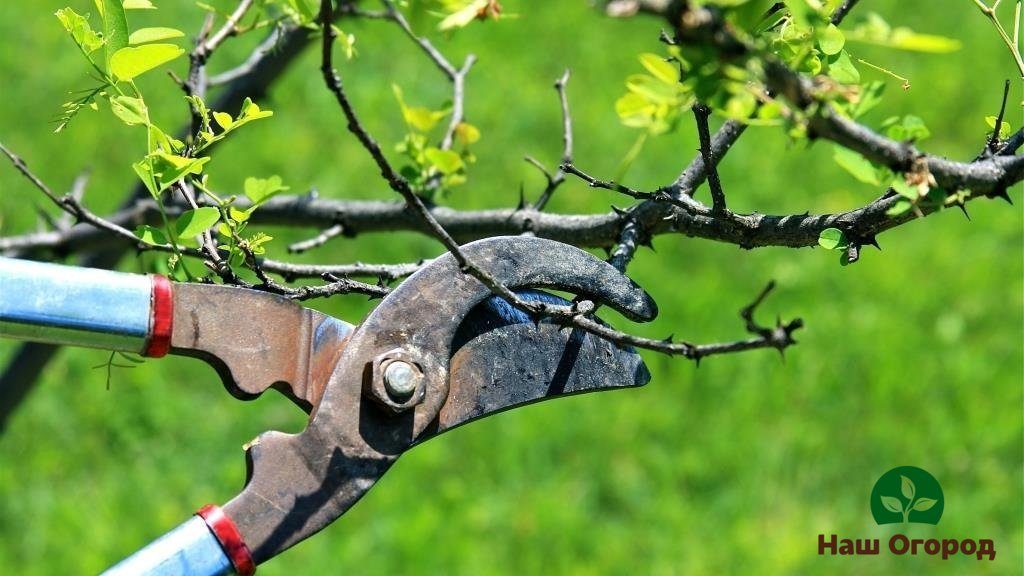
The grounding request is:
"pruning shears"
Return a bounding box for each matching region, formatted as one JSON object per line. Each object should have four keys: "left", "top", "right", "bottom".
{"left": 0, "top": 236, "right": 658, "bottom": 575}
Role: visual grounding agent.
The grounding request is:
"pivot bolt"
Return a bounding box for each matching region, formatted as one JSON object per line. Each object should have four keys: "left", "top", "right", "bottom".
{"left": 383, "top": 361, "right": 419, "bottom": 399}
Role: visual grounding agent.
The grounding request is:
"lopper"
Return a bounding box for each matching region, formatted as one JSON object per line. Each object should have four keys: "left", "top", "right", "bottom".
{"left": 0, "top": 236, "right": 658, "bottom": 575}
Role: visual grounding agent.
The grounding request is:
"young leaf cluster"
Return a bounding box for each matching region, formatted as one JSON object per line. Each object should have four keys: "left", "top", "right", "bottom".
{"left": 392, "top": 84, "right": 480, "bottom": 199}
{"left": 54, "top": 1, "right": 282, "bottom": 280}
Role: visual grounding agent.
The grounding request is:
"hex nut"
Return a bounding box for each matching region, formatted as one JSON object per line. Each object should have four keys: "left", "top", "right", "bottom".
{"left": 366, "top": 349, "right": 426, "bottom": 414}
{"left": 384, "top": 361, "right": 419, "bottom": 398}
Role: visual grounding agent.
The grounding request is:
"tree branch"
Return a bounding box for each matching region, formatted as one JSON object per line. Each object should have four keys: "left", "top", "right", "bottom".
{"left": 533, "top": 70, "right": 574, "bottom": 211}
{"left": 287, "top": 223, "right": 346, "bottom": 254}
{"left": 692, "top": 103, "right": 727, "bottom": 214}
{"left": 830, "top": 0, "right": 862, "bottom": 25}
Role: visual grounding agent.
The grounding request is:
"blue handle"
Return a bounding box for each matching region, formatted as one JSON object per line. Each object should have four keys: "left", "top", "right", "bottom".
{"left": 102, "top": 516, "right": 234, "bottom": 576}
{"left": 0, "top": 257, "right": 155, "bottom": 353}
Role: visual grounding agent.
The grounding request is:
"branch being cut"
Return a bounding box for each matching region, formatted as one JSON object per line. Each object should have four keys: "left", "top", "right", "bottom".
{"left": 573, "top": 281, "right": 801, "bottom": 360}
{"left": 315, "top": 0, "right": 801, "bottom": 362}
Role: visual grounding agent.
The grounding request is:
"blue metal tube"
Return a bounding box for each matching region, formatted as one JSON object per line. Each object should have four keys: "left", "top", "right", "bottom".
{"left": 102, "top": 516, "right": 234, "bottom": 576}
{"left": 0, "top": 256, "right": 153, "bottom": 353}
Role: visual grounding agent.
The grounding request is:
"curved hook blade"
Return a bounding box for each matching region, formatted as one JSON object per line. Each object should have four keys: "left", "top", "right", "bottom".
{"left": 223, "top": 237, "right": 657, "bottom": 563}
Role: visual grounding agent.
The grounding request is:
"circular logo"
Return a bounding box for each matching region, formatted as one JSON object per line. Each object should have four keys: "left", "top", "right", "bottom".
{"left": 870, "top": 466, "right": 944, "bottom": 526}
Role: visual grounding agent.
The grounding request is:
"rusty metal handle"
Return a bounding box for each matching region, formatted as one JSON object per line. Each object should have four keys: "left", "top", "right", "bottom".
{"left": 0, "top": 257, "right": 173, "bottom": 357}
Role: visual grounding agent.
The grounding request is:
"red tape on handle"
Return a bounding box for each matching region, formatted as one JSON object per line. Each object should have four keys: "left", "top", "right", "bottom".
{"left": 144, "top": 275, "right": 173, "bottom": 358}
{"left": 197, "top": 504, "right": 256, "bottom": 576}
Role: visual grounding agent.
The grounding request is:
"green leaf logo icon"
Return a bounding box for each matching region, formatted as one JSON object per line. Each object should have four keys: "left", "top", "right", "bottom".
{"left": 900, "top": 475, "right": 915, "bottom": 500}
{"left": 870, "top": 466, "right": 944, "bottom": 527}
{"left": 880, "top": 496, "right": 903, "bottom": 514}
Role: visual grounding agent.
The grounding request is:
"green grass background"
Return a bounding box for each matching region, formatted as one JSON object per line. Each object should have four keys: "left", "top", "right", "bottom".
{"left": 0, "top": 1, "right": 1021, "bottom": 574}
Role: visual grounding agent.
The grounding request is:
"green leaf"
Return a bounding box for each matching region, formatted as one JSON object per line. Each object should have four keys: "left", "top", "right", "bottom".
{"left": 818, "top": 23, "right": 845, "bottom": 55}
{"left": 439, "top": 0, "right": 488, "bottom": 31}
{"left": 55, "top": 8, "right": 105, "bottom": 54}
{"left": 175, "top": 207, "right": 220, "bottom": 238}
{"left": 391, "top": 84, "right": 447, "bottom": 132}
{"left": 880, "top": 495, "right": 904, "bottom": 514}
{"left": 129, "top": 27, "right": 185, "bottom": 45}
{"left": 615, "top": 92, "right": 655, "bottom": 128}
{"left": 818, "top": 227, "right": 846, "bottom": 250}
{"left": 134, "top": 224, "right": 166, "bottom": 245}
{"left": 408, "top": 107, "right": 447, "bottom": 132}
{"left": 885, "top": 29, "right": 961, "bottom": 53}
{"left": 912, "top": 498, "right": 937, "bottom": 512}
{"left": 228, "top": 206, "right": 251, "bottom": 224}
{"left": 826, "top": 50, "right": 860, "bottom": 84}
{"left": 213, "top": 111, "right": 234, "bottom": 131}
{"left": 100, "top": 0, "right": 129, "bottom": 73}
{"left": 454, "top": 122, "right": 481, "bottom": 145}
{"left": 243, "top": 175, "right": 288, "bottom": 206}
{"left": 883, "top": 115, "right": 930, "bottom": 141}
{"left": 331, "top": 25, "right": 357, "bottom": 60}
{"left": 132, "top": 158, "right": 158, "bottom": 197}
{"left": 425, "top": 148, "right": 464, "bottom": 175}
{"left": 638, "top": 53, "right": 678, "bottom": 84}
{"left": 900, "top": 475, "right": 915, "bottom": 500}
{"left": 149, "top": 152, "right": 210, "bottom": 191}
{"left": 123, "top": 0, "right": 157, "bottom": 8}
{"left": 846, "top": 15, "right": 961, "bottom": 53}
{"left": 892, "top": 179, "right": 919, "bottom": 200}
{"left": 625, "top": 74, "right": 680, "bottom": 104}
{"left": 238, "top": 97, "right": 273, "bottom": 122}
{"left": 722, "top": 92, "right": 757, "bottom": 121}
{"left": 833, "top": 147, "right": 879, "bottom": 185}
{"left": 246, "top": 232, "right": 274, "bottom": 255}
{"left": 109, "top": 95, "right": 148, "bottom": 125}
{"left": 148, "top": 124, "right": 184, "bottom": 154}
{"left": 985, "top": 116, "right": 1011, "bottom": 139}
{"left": 783, "top": 0, "right": 819, "bottom": 27}
{"left": 287, "top": 0, "right": 316, "bottom": 21}
{"left": 110, "top": 44, "right": 185, "bottom": 81}
{"left": 185, "top": 95, "right": 211, "bottom": 134}
{"left": 886, "top": 199, "right": 913, "bottom": 216}
{"left": 850, "top": 81, "right": 886, "bottom": 118}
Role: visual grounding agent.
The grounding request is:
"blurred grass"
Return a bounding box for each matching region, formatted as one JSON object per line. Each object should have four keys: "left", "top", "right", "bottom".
{"left": 0, "top": 1, "right": 1021, "bottom": 574}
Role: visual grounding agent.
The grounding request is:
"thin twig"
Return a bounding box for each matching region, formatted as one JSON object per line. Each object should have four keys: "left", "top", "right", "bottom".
{"left": 830, "top": 0, "right": 862, "bottom": 25}
{"left": 380, "top": 0, "right": 476, "bottom": 162}
{"left": 287, "top": 223, "right": 346, "bottom": 253}
{"left": 534, "top": 70, "right": 574, "bottom": 211}
{"left": 974, "top": 0, "right": 1024, "bottom": 78}
{"left": 988, "top": 79, "right": 1012, "bottom": 152}
{"left": 569, "top": 282, "right": 802, "bottom": 361}
{"left": 562, "top": 162, "right": 692, "bottom": 209}
{"left": 692, "top": 104, "right": 727, "bottom": 214}
{"left": 319, "top": 0, "right": 567, "bottom": 319}
{"left": 174, "top": 181, "right": 232, "bottom": 280}
{"left": 260, "top": 259, "right": 424, "bottom": 281}
{"left": 381, "top": 0, "right": 457, "bottom": 79}
{"left": 197, "top": 0, "right": 255, "bottom": 60}
{"left": 0, "top": 142, "right": 151, "bottom": 250}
